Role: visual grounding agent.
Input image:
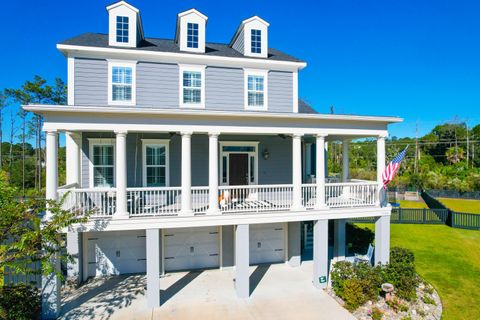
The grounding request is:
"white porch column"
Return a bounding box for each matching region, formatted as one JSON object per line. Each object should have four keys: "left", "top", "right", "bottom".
{"left": 313, "top": 219, "right": 328, "bottom": 289}
{"left": 377, "top": 135, "right": 386, "bottom": 206}
{"left": 291, "top": 133, "right": 304, "bottom": 211}
{"left": 333, "top": 219, "right": 346, "bottom": 261}
{"left": 181, "top": 132, "right": 193, "bottom": 215}
{"left": 235, "top": 224, "right": 250, "bottom": 298}
{"left": 342, "top": 140, "right": 350, "bottom": 182}
{"left": 65, "top": 132, "right": 81, "bottom": 186}
{"left": 66, "top": 232, "right": 82, "bottom": 285}
{"left": 207, "top": 132, "right": 220, "bottom": 215}
{"left": 43, "top": 130, "right": 61, "bottom": 319}
{"left": 115, "top": 131, "right": 128, "bottom": 218}
{"left": 374, "top": 215, "right": 390, "bottom": 265}
{"left": 325, "top": 142, "right": 329, "bottom": 179}
{"left": 315, "top": 134, "right": 327, "bottom": 209}
{"left": 146, "top": 228, "right": 160, "bottom": 308}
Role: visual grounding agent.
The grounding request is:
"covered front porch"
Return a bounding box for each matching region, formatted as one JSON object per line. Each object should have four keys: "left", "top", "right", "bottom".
{"left": 52, "top": 130, "right": 387, "bottom": 219}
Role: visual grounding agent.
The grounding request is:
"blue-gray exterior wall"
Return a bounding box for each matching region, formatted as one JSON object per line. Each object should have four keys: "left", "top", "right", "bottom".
{"left": 231, "top": 29, "right": 245, "bottom": 55}
{"left": 74, "top": 58, "right": 293, "bottom": 112}
{"left": 80, "top": 133, "right": 292, "bottom": 188}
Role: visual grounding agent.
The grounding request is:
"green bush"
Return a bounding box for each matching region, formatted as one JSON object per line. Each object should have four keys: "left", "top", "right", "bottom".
{"left": 0, "top": 284, "right": 40, "bottom": 320}
{"left": 383, "top": 247, "right": 419, "bottom": 300}
{"left": 330, "top": 261, "right": 355, "bottom": 298}
{"left": 370, "top": 307, "right": 383, "bottom": 320}
{"left": 343, "top": 278, "right": 366, "bottom": 311}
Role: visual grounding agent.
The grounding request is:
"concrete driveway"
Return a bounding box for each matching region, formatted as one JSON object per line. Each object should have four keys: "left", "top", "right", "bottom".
{"left": 60, "top": 261, "right": 354, "bottom": 320}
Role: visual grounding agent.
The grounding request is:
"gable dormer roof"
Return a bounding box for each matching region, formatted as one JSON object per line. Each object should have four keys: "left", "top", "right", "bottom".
{"left": 230, "top": 16, "right": 269, "bottom": 47}
{"left": 175, "top": 8, "right": 208, "bottom": 43}
{"left": 106, "top": 1, "right": 144, "bottom": 47}
{"left": 230, "top": 15, "right": 269, "bottom": 58}
{"left": 174, "top": 8, "right": 208, "bottom": 53}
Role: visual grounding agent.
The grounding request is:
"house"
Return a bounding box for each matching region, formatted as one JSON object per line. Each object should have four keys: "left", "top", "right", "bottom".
{"left": 24, "top": 1, "right": 402, "bottom": 318}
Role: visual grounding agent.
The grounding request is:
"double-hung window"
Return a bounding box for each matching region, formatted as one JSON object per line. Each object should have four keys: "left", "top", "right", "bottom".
{"left": 244, "top": 70, "right": 268, "bottom": 110}
{"left": 108, "top": 61, "right": 136, "bottom": 105}
{"left": 89, "top": 140, "right": 115, "bottom": 188}
{"left": 179, "top": 65, "right": 205, "bottom": 108}
{"left": 142, "top": 140, "right": 169, "bottom": 187}
{"left": 251, "top": 29, "right": 261, "bottom": 54}
{"left": 116, "top": 16, "right": 129, "bottom": 43}
{"left": 187, "top": 23, "right": 199, "bottom": 48}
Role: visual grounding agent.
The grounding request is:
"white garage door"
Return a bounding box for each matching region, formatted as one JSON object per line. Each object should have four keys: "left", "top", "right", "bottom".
{"left": 249, "top": 223, "right": 286, "bottom": 265}
{"left": 164, "top": 227, "right": 220, "bottom": 272}
{"left": 85, "top": 230, "right": 146, "bottom": 279}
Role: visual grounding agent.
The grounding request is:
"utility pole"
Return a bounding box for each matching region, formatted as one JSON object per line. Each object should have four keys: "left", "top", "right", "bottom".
{"left": 414, "top": 122, "right": 419, "bottom": 174}
{"left": 466, "top": 122, "right": 469, "bottom": 168}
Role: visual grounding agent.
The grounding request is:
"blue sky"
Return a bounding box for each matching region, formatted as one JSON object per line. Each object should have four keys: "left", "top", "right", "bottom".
{"left": 1, "top": 0, "right": 479, "bottom": 139}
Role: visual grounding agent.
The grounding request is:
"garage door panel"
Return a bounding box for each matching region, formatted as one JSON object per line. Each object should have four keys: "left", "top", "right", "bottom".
{"left": 164, "top": 227, "right": 220, "bottom": 272}
{"left": 249, "top": 223, "right": 285, "bottom": 265}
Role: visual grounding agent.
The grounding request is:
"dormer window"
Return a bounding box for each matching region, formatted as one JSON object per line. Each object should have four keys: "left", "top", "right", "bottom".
{"left": 251, "top": 29, "right": 261, "bottom": 54}
{"left": 116, "top": 16, "right": 129, "bottom": 43}
{"left": 187, "top": 23, "right": 199, "bottom": 48}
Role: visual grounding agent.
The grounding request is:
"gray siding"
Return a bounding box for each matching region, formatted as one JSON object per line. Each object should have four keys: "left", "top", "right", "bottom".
{"left": 137, "top": 62, "right": 179, "bottom": 108}
{"left": 205, "top": 67, "right": 244, "bottom": 111}
{"left": 232, "top": 29, "right": 245, "bottom": 54}
{"left": 269, "top": 71, "right": 293, "bottom": 113}
{"left": 74, "top": 58, "right": 108, "bottom": 105}
{"left": 81, "top": 133, "right": 292, "bottom": 188}
{"left": 221, "top": 225, "right": 234, "bottom": 268}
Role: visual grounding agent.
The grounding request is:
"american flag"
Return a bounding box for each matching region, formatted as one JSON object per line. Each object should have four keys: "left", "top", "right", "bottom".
{"left": 382, "top": 146, "right": 408, "bottom": 188}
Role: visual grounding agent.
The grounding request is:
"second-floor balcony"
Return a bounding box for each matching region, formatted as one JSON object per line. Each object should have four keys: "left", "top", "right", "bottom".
{"left": 58, "top": 179, "right": 380, "bottom": 218}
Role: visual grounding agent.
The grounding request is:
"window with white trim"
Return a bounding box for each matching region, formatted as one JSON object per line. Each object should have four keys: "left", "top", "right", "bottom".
{"left": 187, "top": 23, "right": 199, "bottom": 48}
{"left": 179, "top": 65, "right": 205, "bottom": 108}
{"left": 143, "top": 140, "right": 169, "bottom": 187}
{"left": 251, "top": 29, "right": 261, "bottom": 54}
{"left": 108, "top": 61, "right": 136, "bottom": 105}
{"left": 248, "top": 75, "right": 264, "bottom": 107}
{"left": 116, "top": 16, "right": 129, "bottom": 43}
{"left": 92, "top": 143, "right": 115, "bottom": 188}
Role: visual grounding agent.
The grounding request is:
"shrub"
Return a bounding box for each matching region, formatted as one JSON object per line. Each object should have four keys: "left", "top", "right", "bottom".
{"left": 422, "top": 295, "right": 436, "bottom": 306}
{"left": 343, "top": 278, "right": 366, "bottom": 311}
{"left": 386, "top": 297, "right": 408, "bottom": 313}
{"left": 353, "top": 262, "right": 383, "bottom": 301}
{"left": 382, "top": 247, "right": 419, "bottom": 300}
{"left": 370, "top": 307, "right": 383, "bottom": 320}
{"left": 0, "top": 284, "right": 40, "bottom": 320}
{"left": 330, "top": 261, "right": 355, "bottom": 298}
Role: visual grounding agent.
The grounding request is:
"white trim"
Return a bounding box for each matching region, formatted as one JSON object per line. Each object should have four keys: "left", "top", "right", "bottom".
{"left": 244, "top": 69, "right": 269, "bottom": 111}
{"left": 141, "top": 139, "right": 170, "bottom": 187}
{"left": 108, "top": 60, "right": 137, "bottom": 106}
{"left": 88, "top": 138, "right": 116, "bottom": 188}
{"left": 106, "top": 1, "right": 139, "bottom": 13}
{"left": 57, "top": 44, "right": 307, "bottom": 72}
{"left": 219, "top": 141, "right": 259, "bottom": 186}
{"left": 178, "top": 64, "right": 206, "bottom": 109}
{"left": 67, "top": 56, "right": 75, "bottom": 106}
{"left": 292, "top": 71, "right": 298, "bottom": 113}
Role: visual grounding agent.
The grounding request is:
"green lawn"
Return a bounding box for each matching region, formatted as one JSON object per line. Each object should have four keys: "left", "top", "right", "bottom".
{"left": 437, "top": 198, "right": 480, "bottom": 214}
{"left": 357, "top": 224, "right": 480, "bottom": 320}
{"left": 397, "top": 199, "right": 429, "bottom": 208}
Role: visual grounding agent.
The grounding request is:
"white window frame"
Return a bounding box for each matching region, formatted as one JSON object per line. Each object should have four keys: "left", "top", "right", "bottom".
{"left": 179, "top": 64, "right": 206, "bottom": 109}
{"left": 108, "top": 60, "right": 137, "bottom": 106}
{"left": 88, "top": 138, "right": 116, "bottom": 188}
{"left": 219, "top": 141, "right": 259, "bottom": 186}
{"left": 141, "top": 139, "right": 170, "bottom": 187}
{"left": 244, "top": 69, "right": 268, "bottom": 111}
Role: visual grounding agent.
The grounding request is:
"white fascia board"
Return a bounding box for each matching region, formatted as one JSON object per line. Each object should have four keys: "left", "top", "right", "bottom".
{"left": 106, "top": 1, "right": 139, "bottom": 13}
{"left": 242, "top": 16, "right": 270, "bottom": 27}
{"left": 56, "top": 44, "right": 307, "bottom": 72}
{"left": 24, "top": 104, "right": 403, "bottom": 124}
{"left": 68, "top": 206, "right": 391, "bottom": 232}
{"left": 178, "top": 8, "right": 208, "bottom": 21}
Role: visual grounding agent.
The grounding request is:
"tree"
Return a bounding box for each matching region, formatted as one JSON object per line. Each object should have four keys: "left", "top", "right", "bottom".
{"left": 445, "top": 146, "right": 465, "bottom": 164}
{"left": 0, "top": 172, "right": 86, "bottom": 286}
{"left": 0, "top": 92, "right": 6, "bottom": 172}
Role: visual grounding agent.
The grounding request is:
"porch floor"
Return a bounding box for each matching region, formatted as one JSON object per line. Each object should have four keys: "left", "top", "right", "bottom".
{"left": 60, "top": 261, "right": 354, "bottom": 320}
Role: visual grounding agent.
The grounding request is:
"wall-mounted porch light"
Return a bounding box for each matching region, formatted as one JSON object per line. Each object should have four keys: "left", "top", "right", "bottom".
{"left": 262, "top": 149, "right": 270, "bottom": 160}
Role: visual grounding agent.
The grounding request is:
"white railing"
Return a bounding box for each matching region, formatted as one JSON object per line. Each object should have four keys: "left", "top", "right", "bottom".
{"left": 58, "top": 188, "right": 116, "bottom": 217}
{"left": 301, "top": 184, "right": 317, "bottom": 209}
{"left": 192, "top": 186, "right": 209, "bottom": 214}
{"left": 325, "top": 182, "right": 378, "bottom": 208}
{"left": 127, "top": 187, "right": 181, "bottom": 216}
{"left": 218, "top": 184, "right": 293, "bottom": 214}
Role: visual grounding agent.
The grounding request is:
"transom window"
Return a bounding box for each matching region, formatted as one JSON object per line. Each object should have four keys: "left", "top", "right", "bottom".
{"left": 183, "top": 71, "right": 202, "bottom": 104}
{"left": 92, "top": 144, "right": 114, "bottom": 188}
{"left": 116, "top": 16, "right": 129, "bottom": 43}
{"left": 112, "top": 66, "right": 132, "bottom": 102}
{"left": 187, "top": 23, "right": 199, "bottom": 48}
{"left": 247, "top": 75, "right": 264, "bottom": 107}
{"left": 251, "top": 29, "right": 261, "bottom": 54}
{"left": 143, "top": 140, "right": 169, "bottom": 187}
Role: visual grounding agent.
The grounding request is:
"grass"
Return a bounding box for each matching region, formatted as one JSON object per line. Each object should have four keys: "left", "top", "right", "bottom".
{"left": 397, "top": 199, "right": 429, "bottom": 208}
{"left": 357, "top": 224, "right": 480, "bottom": 320}
{"left": 437, "top": 198, "right": 480, "bottom": 214}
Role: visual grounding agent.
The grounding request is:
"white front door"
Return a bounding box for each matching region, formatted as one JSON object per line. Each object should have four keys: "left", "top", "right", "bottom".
{"left": 249, "top": 223, "right": 286, "bottom": 265}
{"left": 164, "top": 227, "right": 220, "bottom": 272}
{"left": 85, "top": 230, "right": 146, "bottom": 279}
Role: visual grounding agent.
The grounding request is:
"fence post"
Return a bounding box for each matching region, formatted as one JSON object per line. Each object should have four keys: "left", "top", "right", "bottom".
{"left": 449, "top": 210, "right": 454, "bottom": 228}
{"left": 399, "top": 207, "right": 403, "bottom": 223}
{"left": 423, "top": 208, "right": 427, "bottom": 224}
